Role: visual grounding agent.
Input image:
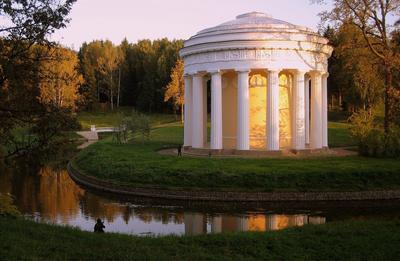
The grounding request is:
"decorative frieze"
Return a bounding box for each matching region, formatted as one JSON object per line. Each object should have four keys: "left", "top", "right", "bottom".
{"left": 185, "top": 49, "right": 273, "bottom": 65}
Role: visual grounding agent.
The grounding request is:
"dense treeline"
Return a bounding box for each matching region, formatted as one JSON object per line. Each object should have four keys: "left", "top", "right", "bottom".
{"left": 78, "top": 38, "right": 183, "bottom": 113}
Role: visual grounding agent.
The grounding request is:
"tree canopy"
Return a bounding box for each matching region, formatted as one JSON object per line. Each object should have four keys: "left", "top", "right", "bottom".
{"left": 315, "top": 0, "right": 400, "bottom": 132}
{"left": 0, "top": 0, "right": 77, "bottom": 157}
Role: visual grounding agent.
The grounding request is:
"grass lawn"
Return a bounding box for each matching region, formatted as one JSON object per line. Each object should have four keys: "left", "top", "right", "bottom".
{"left": 72, "top": 118, "right": 400, "bottom": 192}
{"left": 77, "top": 107, "right": 178, "bottom": 130}
{"left": 1, "top": 217, "right": 399, "bottom": 260}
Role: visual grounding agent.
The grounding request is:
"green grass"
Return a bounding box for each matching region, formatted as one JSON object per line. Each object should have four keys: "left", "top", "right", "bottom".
{"left": 77, "top": 107, "right": 178, "bottom": 130}
{"left": 1, "top": 217, "right": 399, "bottom": 260}
{"left": 73, "top": 122, "right": 400, "bottom": 192}
{"left": 328, "top": 122, "right": 356, "bottom": 148}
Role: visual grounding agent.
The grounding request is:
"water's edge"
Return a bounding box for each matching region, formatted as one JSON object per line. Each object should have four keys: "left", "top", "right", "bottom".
{"left": 68, "top": 162, "right": 400, "bottom": 202}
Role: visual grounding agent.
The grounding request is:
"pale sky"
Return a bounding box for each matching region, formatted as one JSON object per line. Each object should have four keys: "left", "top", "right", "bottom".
{"left": 52, "top": 0, "right": 332, "bottom": 49}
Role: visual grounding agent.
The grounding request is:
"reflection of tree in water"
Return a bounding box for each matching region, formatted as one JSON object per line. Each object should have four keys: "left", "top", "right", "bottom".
{"left": 80, "top": 193, "right": 122, "bottom": 223}
{"left": 37, "top": 167, "right": 85, "bottom": 222}
{"left": 132, "top": 207, "right": 184, "bottom": 225}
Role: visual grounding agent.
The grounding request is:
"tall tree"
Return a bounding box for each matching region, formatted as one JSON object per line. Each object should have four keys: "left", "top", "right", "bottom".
{"left": 78, "top": 41, "right": 103, "bottom": 109}
{"left": 164, "top": 59, "right": 184, "bottom": 122}
{"left": 0, "top": 0, "right": 77, "bottom": 157}
{"left": 315, "top": 0, "right": 400, "bottom": 132}
{"left": 97, "top": 41, "right": 123, "bottom": 110}
{"left": 325, "top": 23, "right": 384, "bottom": 111}
{"left": 39, "top": 47, "right": 83, "bottom": 110}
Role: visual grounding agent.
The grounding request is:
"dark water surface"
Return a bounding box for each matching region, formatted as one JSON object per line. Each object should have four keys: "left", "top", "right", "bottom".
{"left": 1, "top": 160, "right": 400, "bottom": 236}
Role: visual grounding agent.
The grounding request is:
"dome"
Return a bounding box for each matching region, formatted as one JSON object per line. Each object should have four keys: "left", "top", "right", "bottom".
{"left": 180, "top": 12, "right": 329, "bottom": 59}
{"left": 196, "top": 12, "right": 313, "bottom": 36}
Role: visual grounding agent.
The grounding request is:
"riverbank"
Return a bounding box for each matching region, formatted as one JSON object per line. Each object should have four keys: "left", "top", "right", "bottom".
{"left": 71, "top": 123, "right": 400, "bottom": 194}
{"left": 1, "top": 217, "right": 399, "bottom": 260}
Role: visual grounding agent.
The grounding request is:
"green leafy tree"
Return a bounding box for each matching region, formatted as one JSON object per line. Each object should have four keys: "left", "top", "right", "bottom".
{"left": 325, "top": 23, "right": 384, "bottom": 112}
{"left": 78, "top": 41, "right": 103, "bottom": 109}
{"left": 315, "top": 0, "right": 400, "bottom": 133}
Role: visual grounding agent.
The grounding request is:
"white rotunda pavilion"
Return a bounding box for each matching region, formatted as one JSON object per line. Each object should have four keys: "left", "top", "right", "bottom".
{"left": 180, "top": 12, "right": 333, "bottom": 153}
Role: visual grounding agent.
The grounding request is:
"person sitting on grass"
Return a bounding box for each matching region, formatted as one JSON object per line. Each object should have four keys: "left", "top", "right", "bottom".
{"left": 94, "top": 218, "right": 105, "bottom": 233}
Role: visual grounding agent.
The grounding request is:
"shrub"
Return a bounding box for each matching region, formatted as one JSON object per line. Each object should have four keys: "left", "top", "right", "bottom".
{"left": 0, "top": 193, "right": 20, "bottom": 217}
{"left": 349, "top": 109, "right": 400, "bottom": 158}
{"left": 112, "top": 111, "right": 151, "bottom": 144}
{"left": 384, "top": 126, "right": 400, "bottom": 158}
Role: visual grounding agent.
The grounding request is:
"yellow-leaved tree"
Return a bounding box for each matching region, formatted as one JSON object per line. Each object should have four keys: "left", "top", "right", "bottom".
{"left": 164, "top": 59, "right": 184, "bottom": 122}
{"left": 39, "top": 47, "right": 83, "bottom": 110}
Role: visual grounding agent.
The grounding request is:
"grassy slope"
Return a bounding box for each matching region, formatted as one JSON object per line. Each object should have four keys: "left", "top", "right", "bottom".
{"left": 1, "top": 217, "right": 400, "bottom": 260}
{"left": 73, "top": 121, "right": 400, "bottom": 192}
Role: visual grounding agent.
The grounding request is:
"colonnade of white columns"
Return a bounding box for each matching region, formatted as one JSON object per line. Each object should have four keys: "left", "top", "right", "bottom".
{"left": 183, "top": 69, "right": 329, "bottom": 152}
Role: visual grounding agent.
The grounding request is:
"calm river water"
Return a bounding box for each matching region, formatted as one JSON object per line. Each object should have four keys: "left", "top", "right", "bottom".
{"left": 1, "top": 158, "right": 400, "bottom": 236}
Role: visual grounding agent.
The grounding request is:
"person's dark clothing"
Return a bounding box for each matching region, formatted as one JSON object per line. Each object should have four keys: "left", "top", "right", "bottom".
{"left": 94, "top": 219, "right": 105, "bottom": 233}
{"left": 177, "top": 145, "right": 182, "bottom": 156}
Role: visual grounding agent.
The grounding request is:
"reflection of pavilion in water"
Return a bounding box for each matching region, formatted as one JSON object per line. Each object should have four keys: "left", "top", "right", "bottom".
{"left": 184, "top": 213, "right": 326, "bottom": 236}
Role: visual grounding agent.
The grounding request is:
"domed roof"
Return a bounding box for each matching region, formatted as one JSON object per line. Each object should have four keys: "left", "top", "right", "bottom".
{"left": 180, "top": 12, "right": 332, "bottom": 74}
{"left": 181, "top": 12, "right": 327, "bottom": 57}
{"left": 196, "top": 12, "right": 313, "bottom": 36}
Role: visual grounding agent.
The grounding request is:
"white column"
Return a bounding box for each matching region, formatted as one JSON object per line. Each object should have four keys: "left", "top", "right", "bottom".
{"left": 211, "top": 216, "right": 222, "bottom": 233}
{"left": 267, "top": 70, "right": 280, "bottom": 151}
{"left": 192, "top": 74, "right": 204, "bottom": 148}
{"left": 292, "top": 71, "right": 306, "bottom": 150}
{"left": 322, "top": 73, "right": 329, "bottom": 148}
{"left": 203, "top": 78, "right": 207, "bottom": 146}
{"left": 237, "top": 70, "right": 250, "bottom": 150}
{"left": 267, "top": 215, "right": 278, "bottom": 231}
{"left": 237, "top": 217, "right": 249, "bottom": 232}
{"left": 310, "top": 72, "right": 323, "bottom": 149}
{"left": 183, "top": 75, "right": 193, "bottom": 147}
{"left": 305, "top": 76, "right": 310, "bottom": 145}
{"left": 211, "top": 71, "right": 223, "bottom": 150}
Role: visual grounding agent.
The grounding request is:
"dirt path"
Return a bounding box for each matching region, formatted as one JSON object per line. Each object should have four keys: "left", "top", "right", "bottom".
{"left": 76, "top": 131, "right": 99, "bottom": 149}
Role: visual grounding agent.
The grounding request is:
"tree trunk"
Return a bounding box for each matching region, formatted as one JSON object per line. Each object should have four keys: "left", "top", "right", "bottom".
{"left": 384, "top": 63, "right": 393, "bottom": 134}
{"left": 97, "top": 80, "right": 100, "bottom": 103}
{"left": 117, "top": 67, "right": 121, "bottom": 108}
{"left": 181, "top": 103, "right": 184, "bottom": 123}
{"left": 110, "top": 73, "right": 114, "bottom": 111}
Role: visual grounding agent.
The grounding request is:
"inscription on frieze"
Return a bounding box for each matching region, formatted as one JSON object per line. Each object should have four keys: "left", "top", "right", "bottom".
{"left": 185, "top": 49, "right": 272, "bottom": 65}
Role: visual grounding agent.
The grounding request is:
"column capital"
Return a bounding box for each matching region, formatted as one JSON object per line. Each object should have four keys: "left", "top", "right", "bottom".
{"left": 309, "top": 70, "right": 323, "bottom": 77}
{"left": 295, "top": 69, "right": 308, "bottom": 75}
{"left": 193, "top": 72, "right": 207, "bottom": 77}
{"left": 209, "top": 70, "right": 223, "bottom": 76}
{"left": 235, "top": 68, "right": 251, "bottom": 73}
{"left": 267, "top": 68, "right": 281, "bottom": 74}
